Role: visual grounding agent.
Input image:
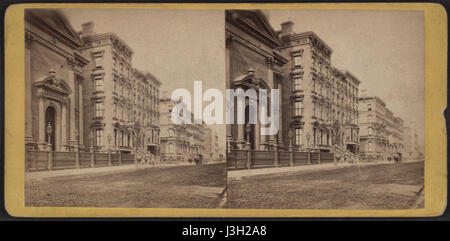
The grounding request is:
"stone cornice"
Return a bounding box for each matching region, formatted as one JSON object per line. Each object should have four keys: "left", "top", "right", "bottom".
{"left": 226, "top": 30, "right": 286, "bottom": 69}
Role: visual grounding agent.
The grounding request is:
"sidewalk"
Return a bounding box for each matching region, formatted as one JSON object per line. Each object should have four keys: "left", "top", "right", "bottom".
{"left": 26, "top": 161, "right": 225, "bottom": 182}
{"left": 228, "top": 160, "right": 396, "bottom": 180}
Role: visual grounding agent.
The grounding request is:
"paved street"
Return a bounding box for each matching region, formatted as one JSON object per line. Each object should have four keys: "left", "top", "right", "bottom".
{"left": 228, "top": 161, "right": 424, "bottom": 209}
{"left": 25, "top": 163, "right": 226, "bottom": 208}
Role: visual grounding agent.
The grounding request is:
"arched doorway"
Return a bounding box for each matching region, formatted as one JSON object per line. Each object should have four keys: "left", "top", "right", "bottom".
{"left": 45, "top": 106, "right": 56, "bottom": 151}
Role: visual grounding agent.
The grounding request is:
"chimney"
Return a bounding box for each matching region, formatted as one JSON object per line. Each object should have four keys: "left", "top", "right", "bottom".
{"left": 80, "top": 22, "right": 95, "bottom": 38}
{"left": 280, "top": 21, "right": 294, "bottom": 37}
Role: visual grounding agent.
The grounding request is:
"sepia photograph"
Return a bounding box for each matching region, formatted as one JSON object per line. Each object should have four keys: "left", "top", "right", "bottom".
{"left": 23, "top": 8, "right": 227, "bottom": 208}
{"left": 4, "top": 3, "right": 446, "bottom": 219}
{"left": 225, "top": 9, "right": 425, "bottom": 209}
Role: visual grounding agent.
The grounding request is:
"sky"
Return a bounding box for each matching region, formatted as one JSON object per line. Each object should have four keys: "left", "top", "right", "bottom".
{"left": 267, "top": 10, "right": 425, "bottom": 146}
{"left": 62, "top": 9, "right": 227, "bottom": 149}
{"left": 62, "top": 8, "right": 425, "bottom": 148}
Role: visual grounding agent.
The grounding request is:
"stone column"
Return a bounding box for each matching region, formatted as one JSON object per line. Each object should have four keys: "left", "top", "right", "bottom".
{"left": 78, "top": 83, "right": 84, "bottom": 150}
{"left": 25, "top": 33, "right": 34, "bottom": 146}
{"left": 38, "top": 91, "right": 46, "bottom": 149}
{"left": 274, "top": 143, "right": 279, "bottom": 167}
{"left": 277, "top": 80, "right": 283, "bottom": 148}
{"left": 61, "top": 100, "right": 67, "bottom": 151}
{"left": 237, "top": 124, "right": 244, "bottom": 149}
{"left": 267, "top": 66, "right": 274, "bottom": 151}
{"left": 67, "top": 62, "right": 76, "bottom": 148}
{"left": 254, "top": 122, "right": 260, "bottom": 150}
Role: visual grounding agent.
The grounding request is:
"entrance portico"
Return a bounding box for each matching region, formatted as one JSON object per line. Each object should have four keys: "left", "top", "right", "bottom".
{"left": 231, "top": 68, "right": 274, "bottom": 151}
{"left": 34, "top": 70, "right": 71, "bottom": 151}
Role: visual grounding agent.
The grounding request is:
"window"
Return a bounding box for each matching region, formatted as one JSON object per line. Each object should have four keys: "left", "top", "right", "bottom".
{"left": 114, "top": 129, "right": 117, "bottom": 147}
{"left": 94, "top": 55, "right": 103, "bottom": 69}
{"left": 294, "top": 100, "right": 303, "bottom": 116}
{"left": 312, "top": 79, "right": 316, "bottom": 92}
{"left": 94, "top": 77, "right": 103, "bottom": 92}
{"left": 113, "top": 58, "right": 117, "bottom": 70}
{"left": 295, "top": 128, "right": 302, "bottom": 145}
{"left": 312, "top": 56, "right": 316, "bottom": 68}
{"left": 113, "top": 102, "right": 117, "bottom": 118}
{"left": 368, "top": 141, "right": 373, "bottom": 152}
{"left": 293, "top": 55, "right": 302, "bottom": 67}
{"left": 95, "top": 129, "right": 103, "bottom": 147}
{"left": 95, "top": 102, "right": 104, "bottom": 117}
{"left": 318, "top": 129, "right": 322, "bottom": 145}
{"left": 313, "top": 102, "right": 316, "bottom": 117}
{"left": 169, "top": 143, "right": 175, "bottom": 153}
{"left": 313, "top": 128, "right": 317, "bottom": 145}
{"left": 319, "top": 104, "right": 323, "bottom": 119}
{"left": 113, "top": 78, "right": 117, "bottom": 93}
{"left": 293, "top": 76, "right": 302, "bottom": 91}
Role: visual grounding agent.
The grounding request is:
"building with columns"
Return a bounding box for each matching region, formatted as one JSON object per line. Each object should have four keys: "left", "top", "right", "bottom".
{"left": 226, "top": 11, "right": 361, "bottom": 156}
{"left": 130, "top": 69, "right": 161, "bottom": 156}
{"left": 79, "top": 22, "right": 161, "bottom": 154}
{"left": 25, "top": 9, "right": 89, "bottom": 152}
{"left": 402, "top": 125, "right": 423, "bottom": 160}
{"left": 358, "top": 95, "right": 405, "bottom": 160}
{"left": 225, "top": 10, "right": 288, "bottom": 151}
{"left": 277, "top": 22, "right": 361, "bottom": 154}
{"left": 159, "top": 92, "right": 207, "bottom": 162}
{"left": 204, "top": 128, "right": 220, "bottom": 162}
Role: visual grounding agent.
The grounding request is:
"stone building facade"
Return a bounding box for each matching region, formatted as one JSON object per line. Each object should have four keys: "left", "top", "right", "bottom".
{"left": 278, "top": 23, "right": 361, "bottom": 154}
{"left": 226, "top": 12, "right": 361, "bottom": 156}
{"left": 204, "top": 128, "right": 220, "bottom": 162}
{"left": 25, "top": 9, "right": 89, "bottom": 152}
{"left": 225, "top": 10, "right": 288, "bottom": 151}
{"left": 402, "top": 125, "right": 423, "bottom": 160}
{"left": 131, "top": 69, "right": 161, "bottom": 156}
{"left": 358, "top": 95, "right": 404, "bottom": 160}
{"left": 79, "top": 22, "right": 160, "bottom": 154}
{"left": 159, "top": 92, "right": 206, "bottom": 162}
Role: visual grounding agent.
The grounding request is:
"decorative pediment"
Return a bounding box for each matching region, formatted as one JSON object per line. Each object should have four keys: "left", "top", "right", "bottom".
{"left": 227, "top": 10, "right": 281, "bottom": 48}
{"left": 25, "top": 9, "right": 83, "bottom": 48}
{"left": 232, "top": 69, "right": 270, "bottom": 92}
{"left": 34, "top": 70, "right": 71, "bottom": 96}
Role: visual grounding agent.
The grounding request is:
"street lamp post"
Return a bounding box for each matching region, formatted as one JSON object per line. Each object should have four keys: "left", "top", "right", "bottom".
{"left": 133, "top": 131, "right": 138, "bottom": 168}
{"left": 288, "top": 129, "right": 294, "bottom": 166}
{"left": 306, "top": 132, "right": 311, "bottom": 165}
{"left": 89, "top": 129, "right": 95, "bottom": 168}
{"left": 107, "top": 134, "right": 112, "bottom": 166}
{"left": 46, "top": 122, "right": 53, "bottom": 170}
{"left": 245, "top": 123, "right": 252, "bottom": 169}
{"left": 74, "top": 129, "right": 80, "bottom": 169}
